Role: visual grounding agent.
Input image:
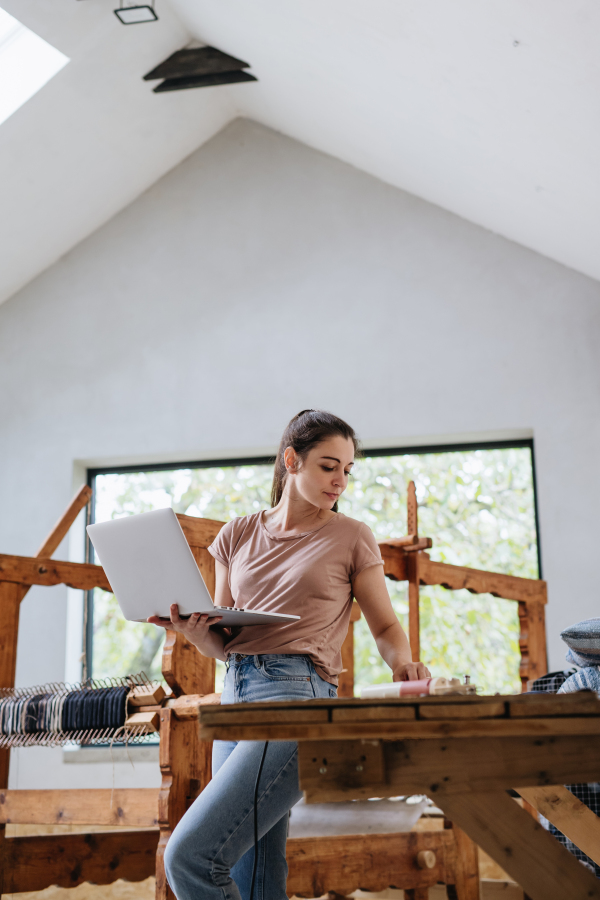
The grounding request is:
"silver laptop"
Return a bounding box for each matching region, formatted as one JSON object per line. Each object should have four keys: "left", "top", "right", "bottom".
{"left": 86, "top": 508, "right": 300, "bottom": 627}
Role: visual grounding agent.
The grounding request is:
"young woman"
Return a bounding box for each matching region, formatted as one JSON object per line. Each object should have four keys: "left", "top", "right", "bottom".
{"left": 149, "top": 409, "right": 430, "bottom": 900}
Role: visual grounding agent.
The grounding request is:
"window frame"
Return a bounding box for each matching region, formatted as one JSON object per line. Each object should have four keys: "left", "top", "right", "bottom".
{"left": 83, "top": 438, "right": 541, "bottom": 682}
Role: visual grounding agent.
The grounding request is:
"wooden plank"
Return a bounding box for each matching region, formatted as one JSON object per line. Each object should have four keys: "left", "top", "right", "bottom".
{"left": 129, "top": 684, "right": 166, "bottom": 707}
{"left": 18, "top": 485, "right": 93, "bottom": 603}
{"left": 286, "top": 831, "right": 457, "bottom": 896}
{"left": 176, "top": 514, "right": 224, "bottom": 549}
{"left": 298, "top": 739, "right": 386, "bottom": 794}
{"left": 419, "top": 556, "right": 547, "bottom": 604}
{"left": 517, "top": 784, "right": 600, "bottom": 868}
{"left": 126, "top": 711, "right": 160, "bottom": 731}
{"left": 200, "top": 707, "right": 329, "bottom": 726}
{"left": 379, "top": 543, "right": 408, "bottom": 582}
{"left": 0, "top": 554, "right": 111, "bottom": 591}
{"left": 380, "top": 534, "right": 419, "bottom": 547}
{"left": 419, "top": 702, "right": 505, "bottom": 720}
{"left": 439, "top": 790, "right": 600, "bottom": 900}
{"left": 165, "top": 692, "right": 222, "bottom": 719}
{"left": 3, "top": 830, "right": 158, "bottom": 892}
{"left": 332, "top": 706, "right": 416, "bottom": 722}
{"left": 0, "top": 789, "right": 158, "bottom": 827}
{"left": 199, "top": 715, "right": 600, "bottom": 743}
{"left": 509, "top": 692, "right": 600, "bottom": 717}
{"left": 300, "top": 735, "right": 600, "bottom": 803}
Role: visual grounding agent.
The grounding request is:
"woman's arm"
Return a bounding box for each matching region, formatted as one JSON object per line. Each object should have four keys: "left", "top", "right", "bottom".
{"left": 147, "top": 560, "right": 234, "bottom": 662}
{"left": 352, "top": 564, "right": 430, "bottom": 681}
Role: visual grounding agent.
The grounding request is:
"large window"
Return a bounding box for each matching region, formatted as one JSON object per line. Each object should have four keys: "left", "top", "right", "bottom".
{"left": 86, "top": 441, "right": 539, "bottom": 694}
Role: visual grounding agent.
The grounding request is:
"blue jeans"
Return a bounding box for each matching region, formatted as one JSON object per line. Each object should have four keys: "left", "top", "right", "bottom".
{"left": 164, "top": 654, "right": 337, "bottom": 900}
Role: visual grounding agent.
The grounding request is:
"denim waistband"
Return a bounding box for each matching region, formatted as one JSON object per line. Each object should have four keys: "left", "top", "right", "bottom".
{"left": 226, "top": 652, "right": 311, "bottom": 667}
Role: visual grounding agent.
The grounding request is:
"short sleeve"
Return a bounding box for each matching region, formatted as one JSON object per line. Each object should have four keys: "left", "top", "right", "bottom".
{"left": 207, "top": 519, "right": 235, "bottom": 568}
{"left": 350, "top": 522, "right": 384, "bottom": 578}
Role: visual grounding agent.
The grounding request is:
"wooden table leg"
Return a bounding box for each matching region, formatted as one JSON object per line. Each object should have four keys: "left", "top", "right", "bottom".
{"left": 443, "top": 820, "right": 480, "bottom": 900}
{"left": 440, "top": 789, "right": 600, "bottom": 900}
{"left": 405, "top": 890, "right": 429, "bottom": 900}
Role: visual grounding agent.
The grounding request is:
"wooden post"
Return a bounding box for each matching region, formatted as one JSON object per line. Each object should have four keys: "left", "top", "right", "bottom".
{"left": 0, "top": 581, "right": 21, "bottom": 897}
{"left": 407, "top": 554, "right": 420, "bottom": 663}
{"left": 338, "top": 603, "right": 361, "bottom": 698}
{"left": 157, "top": 540, "right": 218, "bottom": 900}
{"left": 518, "top": 600, "right": 548, "bottom": 690}
{"left": 156, "top": 710, "right": 204, "bottom": 900}
{"left": 406, "top": 482, "right": 420, "bottom": 662}
{"left": 443, "top": 819, "right": 480, "bottom": 900}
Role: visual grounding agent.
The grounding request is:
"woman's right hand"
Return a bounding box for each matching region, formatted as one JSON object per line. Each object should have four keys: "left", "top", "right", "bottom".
{"left": 147, "top": 604, "right": 227, "bottom": 659}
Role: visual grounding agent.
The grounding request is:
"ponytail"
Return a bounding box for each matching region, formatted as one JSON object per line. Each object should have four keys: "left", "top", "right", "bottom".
{"left": 271, "top": 409, "right": 359, "bottom": 512}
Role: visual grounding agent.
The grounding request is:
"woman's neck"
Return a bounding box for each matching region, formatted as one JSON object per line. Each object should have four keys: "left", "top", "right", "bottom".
{"left": 264, "top": 490, "right": 335, "bottom": 537}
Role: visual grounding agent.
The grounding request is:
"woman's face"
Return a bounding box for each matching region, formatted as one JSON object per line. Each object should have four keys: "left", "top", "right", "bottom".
{"left": 284, "top": 435, "right": 355, "bottom": 510}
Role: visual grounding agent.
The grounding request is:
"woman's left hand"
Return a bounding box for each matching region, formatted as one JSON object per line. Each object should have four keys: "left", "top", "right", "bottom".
{"left": 393, "top": 661, "right": 431, "bottom": 681}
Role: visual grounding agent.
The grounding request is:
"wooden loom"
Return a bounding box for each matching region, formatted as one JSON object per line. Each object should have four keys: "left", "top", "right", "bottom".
{"left": 0, "top": 483, "right": 548, "bottom": 899}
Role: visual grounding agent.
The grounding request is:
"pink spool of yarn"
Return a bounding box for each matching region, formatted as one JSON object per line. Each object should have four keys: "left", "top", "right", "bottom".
{"left": 396, "top": 677, "right": 433, "bottom": 696}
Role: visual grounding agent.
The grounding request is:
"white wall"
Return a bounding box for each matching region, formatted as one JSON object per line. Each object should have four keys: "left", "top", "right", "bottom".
{"left": 1, "top": 118, "right": 599, "bottom": 787}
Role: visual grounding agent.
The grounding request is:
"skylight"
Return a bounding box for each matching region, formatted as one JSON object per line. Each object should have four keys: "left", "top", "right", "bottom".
{"left": 0, "top": 7, "right": 69, "bottom": 127}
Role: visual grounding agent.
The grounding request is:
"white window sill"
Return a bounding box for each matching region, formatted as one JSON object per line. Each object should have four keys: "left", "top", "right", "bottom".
{"left": 63, "top": 744, "right": 159, "bottom": 764}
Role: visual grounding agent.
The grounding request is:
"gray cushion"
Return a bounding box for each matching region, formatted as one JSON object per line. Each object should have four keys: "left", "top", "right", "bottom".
{"left": 560, "top": 618, "right": 600, "bottom": 651}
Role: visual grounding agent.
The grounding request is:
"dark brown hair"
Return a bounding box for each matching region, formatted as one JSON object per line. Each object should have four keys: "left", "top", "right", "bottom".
{"left": 271, "top": 409, "right": 360, "bottom": 512}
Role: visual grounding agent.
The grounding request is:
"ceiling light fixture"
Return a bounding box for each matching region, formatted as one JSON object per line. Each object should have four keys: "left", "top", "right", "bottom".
{"left": 144, "top": 46, "right": 257, "bottom": 92}
{"left": 114, "top": 2, "right": 158, "bottom": 25}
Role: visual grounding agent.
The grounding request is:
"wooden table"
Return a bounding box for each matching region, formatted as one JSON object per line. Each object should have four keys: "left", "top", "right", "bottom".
{"left": 200, "top": 691, "right": 600, "bottom": 900}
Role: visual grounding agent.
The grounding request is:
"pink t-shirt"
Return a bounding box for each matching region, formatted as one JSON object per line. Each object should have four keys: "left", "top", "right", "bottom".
{"left": 207, "top": 511, "right": 384, "bottom": 684}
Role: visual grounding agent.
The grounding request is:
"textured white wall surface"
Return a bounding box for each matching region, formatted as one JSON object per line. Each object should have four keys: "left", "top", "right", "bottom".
{"left": 1, "top": 119, "right": 599, "bottom": 787}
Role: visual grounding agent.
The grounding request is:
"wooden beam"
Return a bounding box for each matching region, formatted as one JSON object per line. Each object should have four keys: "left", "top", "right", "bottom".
{"left": 379, "top": 543, "right": 408, "bottom": 582}
{"left": 517, "top": 784, "right": 600, "bottom": 868}
{"left": 3, "top": 831, "right": 158, "bottom": 892}
{"left": 0, "top": 789, "right": 158, "bottom": 827}
{"left": 439, "top": 790, "right": 600, "bottom": 900}
{"left": 297, "top": 735, "right": 600, "bottom": 803}
{"left": 0, "top": 554, "right": 111, "bottom": 591}
{"left": 164, "top": 692, "right": 222, "bottom": 718}
{"left": 286, "top": 831, "right": 457, "bottom": 896}
{"left": 419, "top": 556, "right": 547, "bottom": 604}
{"left": 200, "top": 714, "right": 600, "bottom": 743}
{"left": 36, "top": 486, "right": 93, "bottom": 558}
{"left": 175, "top": 514, "right": 224, "bottom": 550}
{"left": 18, "top": 485, "right": 93, "bottom": 603}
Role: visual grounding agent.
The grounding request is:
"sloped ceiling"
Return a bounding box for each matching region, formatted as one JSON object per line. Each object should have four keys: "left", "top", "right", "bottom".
{"left": 1, "top": 0, "right": 599, "bottom": 308}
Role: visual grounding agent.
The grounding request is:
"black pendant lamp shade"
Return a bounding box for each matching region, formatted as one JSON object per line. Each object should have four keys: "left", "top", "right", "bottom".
{"left": 144, "top": 46, "right": 257, "bottom": 92}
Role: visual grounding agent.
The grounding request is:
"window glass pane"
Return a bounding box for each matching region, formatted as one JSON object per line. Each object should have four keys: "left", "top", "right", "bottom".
{"left": 89, "top": 445, "right": 537, "bottom": 696}
{"left": 91, "top": 465, "right": 273, "bottom": 687}
{"left": 341, "top": 447, "right": 537, "bottom": 694}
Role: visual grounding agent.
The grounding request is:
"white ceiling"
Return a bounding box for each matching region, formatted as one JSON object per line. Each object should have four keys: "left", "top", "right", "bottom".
{"left": 1, "top": 0, "right": 599, "bottom": 307}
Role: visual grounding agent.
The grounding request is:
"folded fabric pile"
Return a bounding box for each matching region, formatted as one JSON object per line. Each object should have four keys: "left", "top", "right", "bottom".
{"left": 531, "top": 617, "right": 600, "bottom": 878}
{"left": 557, "top": 618, "right": 600, "bottom": 695}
